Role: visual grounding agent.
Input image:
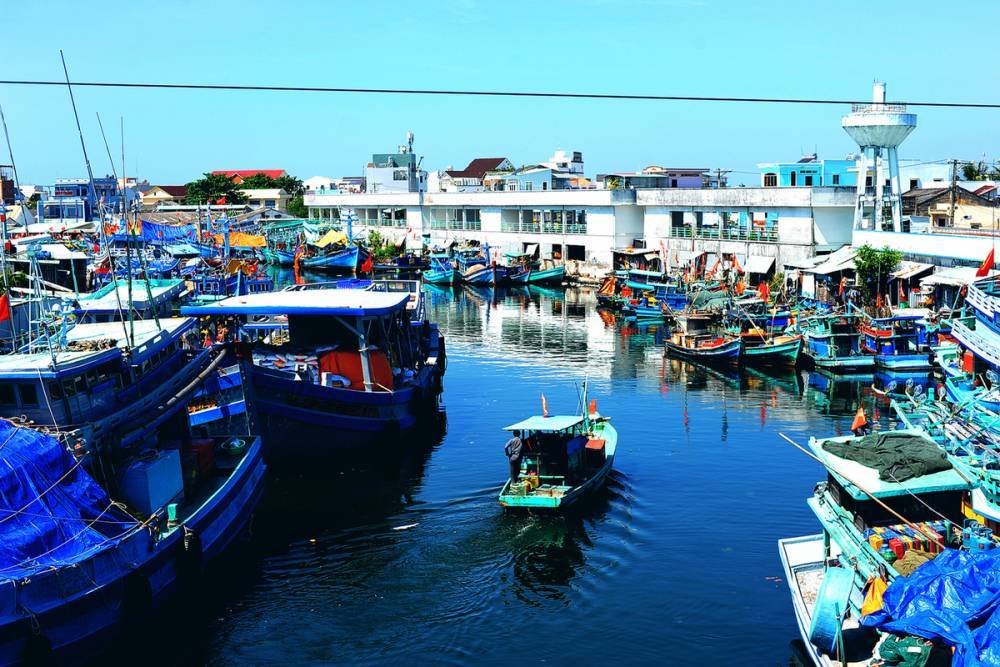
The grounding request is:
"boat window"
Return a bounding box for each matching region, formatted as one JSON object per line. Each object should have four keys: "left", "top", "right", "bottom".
{"left": 62, "top": 379, "right": 77, "bottom": 397}
{"left": 75, "top": 376, "right": 87, "bottom": 394}
{"left": 86, "top": 370, "right": 98, "bottom": 387}
{"left": 49, "top": 382, "right": 63, "bottom": 401}
{"left": 17, "top": 384, "right": 38, "bottom": 408}
{"left": 0, "top": 384, "right": 15, "bottom": 405}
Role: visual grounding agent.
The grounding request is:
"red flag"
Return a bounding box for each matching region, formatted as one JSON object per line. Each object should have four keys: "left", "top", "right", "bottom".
{"left": 838, "top": 276, "right": 847, "bottom": 298}
{"left": 588, "top": 399, "right": 597, "bottom": 416}
{"left": 215, "top": 196, "right": 227, "bottom": 205}
{"left": 0, "top": 293, "right": 9, "bottom": 323}
{"left": 977, "top": 248, "right": 995, "bottom": 278}
{"left": 756, "top": 281, "right": 770, "bottom": 302}
{"left": 360, "top": 254, "right": 373, "bottom": 274}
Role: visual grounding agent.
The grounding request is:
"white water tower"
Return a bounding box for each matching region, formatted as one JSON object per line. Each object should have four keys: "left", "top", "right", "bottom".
{"left": 841, "top": 82, "right": 917, "bottom": 232}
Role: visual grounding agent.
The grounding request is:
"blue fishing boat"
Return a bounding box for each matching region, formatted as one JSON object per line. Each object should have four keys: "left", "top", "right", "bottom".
{"left": 73, "top": 278, "right": 187, "bottom": 323}
{"left": 800, "top": 311, "right": 874, "bottom": 373}
{"left": 300, "top": 245, "right": 361, "bottom": 271}
{"left": 859, "top": 309, "right": 937, "bottom": 372}
{"left": 423, "top": 255, "right": 460, "bottom": 285}
{"left": 499, "top": 386, "right": 616, "bottom": 511}
{"left": 0, "top": 419, "right": 265, "bottom": 664}
{"left": 664, "top": 333, "right": 741, "bottom": 364}
{"left": 181, "top": 284, "right": 446, "bottom": 454}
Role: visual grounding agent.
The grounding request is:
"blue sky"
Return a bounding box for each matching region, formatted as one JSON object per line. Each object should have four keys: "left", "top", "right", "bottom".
{"left": 2, "top": 0, "right": 997, "bottom": 186}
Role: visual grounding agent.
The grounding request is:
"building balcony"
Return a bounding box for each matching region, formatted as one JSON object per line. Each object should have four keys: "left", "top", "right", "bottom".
{"left": 668, "top": 226, "right": 778, "bottom": 243}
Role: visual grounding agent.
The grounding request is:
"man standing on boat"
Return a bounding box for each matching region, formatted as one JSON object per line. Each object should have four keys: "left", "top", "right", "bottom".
{"left": 505, "top": 431, "right": 524, "bottom": 482}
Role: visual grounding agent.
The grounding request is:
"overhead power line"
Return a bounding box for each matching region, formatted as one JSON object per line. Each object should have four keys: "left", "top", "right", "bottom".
{"left": 0, "top": 79, "right": 998, "bottom": 109}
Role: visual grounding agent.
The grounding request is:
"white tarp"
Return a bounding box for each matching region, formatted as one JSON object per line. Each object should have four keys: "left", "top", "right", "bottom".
{"left": 745, "top": 255, "right": 776, "bottom": 274}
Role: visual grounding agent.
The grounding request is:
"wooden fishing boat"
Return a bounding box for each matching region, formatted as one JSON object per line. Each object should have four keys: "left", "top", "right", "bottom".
{"left": 422, "top": 255, "right": 460, "bottom": 285}
{"left": 859, "top": 310, "right": 936, "bottom": 372}
{"left": 779, "top": 429, "right": 971, "bottom": 666}
{"left": 498, "top": 399, "right": 616, "bottom": 511}
{"left": 664, "top": 333, "right": 741, "bottom": 364}
{"left": 181, "top": 283, "right": 446, "bottom": 454}
{"left": 741, "top": 334, "right": 802, "bottom": 366}
{"left": 800, "top": 311, "right": 874, "bottom": 373}
{"left": 299, "top": 245, "right": 360, "bottom": 271}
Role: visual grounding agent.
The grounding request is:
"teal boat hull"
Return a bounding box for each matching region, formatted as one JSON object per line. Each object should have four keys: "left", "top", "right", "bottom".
{"left": 742, "top": 337, "right": 801, "bottom": 366}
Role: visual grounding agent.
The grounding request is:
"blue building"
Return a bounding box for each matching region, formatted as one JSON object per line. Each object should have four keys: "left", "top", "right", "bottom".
{"left": 758, "top": 154, "right": 857, "bottom": 188}
{"left": 38, "top": 177, "right": 133, "bottom": 227}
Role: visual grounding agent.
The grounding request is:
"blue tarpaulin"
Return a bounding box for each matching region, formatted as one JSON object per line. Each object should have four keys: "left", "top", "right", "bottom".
{"left": 0, "top": 422, "right": 137, "bottom": 579}
{"left": 138, "top": 220, "right": 196, "bottom": 244}
{"left": 862, "top": 548, "right": 1000, "bottom": 666}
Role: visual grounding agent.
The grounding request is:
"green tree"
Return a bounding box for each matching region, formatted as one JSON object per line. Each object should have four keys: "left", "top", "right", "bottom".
{"left": 961, "top": 160, "right": 1000, "bottom": 181}
{"left": 286, "top": 194, "right": 307, "bottom": 218}
{"left": 853, "top": 244, "right": 902, "bottom": 302}
{"left": 184, "top": 173, "right": 248, "bottom": 205}
{"left": 236, "top": 173, "right": 276, "bottom": 190}
{"left": 274, "top": 175, "right": 304, "bottom": 196}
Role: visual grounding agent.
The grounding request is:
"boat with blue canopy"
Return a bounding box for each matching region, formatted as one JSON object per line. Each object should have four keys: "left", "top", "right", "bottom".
{"left": 859, "top": 309, "right": 937, "bottom": 372}
{"left": 801, "top": 310, "right": 874, "bottom": 373}
{"left": 498, "top": 390, "right": 616, "bottom": 511}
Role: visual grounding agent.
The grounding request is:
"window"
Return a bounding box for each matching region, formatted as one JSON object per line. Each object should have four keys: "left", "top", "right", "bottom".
{"left": 909, "top": 179, "right": 919, "bottom": 190}
{"left": 567, "top": 244, "right": 586, "bottom": 261}
{"left": 804, "top": 175, "right": 813, "bottom": 186}
{"left": 790, "top": 172, "right": 797, "bottom": 186}
{"left": 393, "top": 170, "right": 408, "bottom": 181}
{"left": 506, "top": 182, "right": 516, "bottom": 191}
{"left": 264, "top": 199, "right": 276, "bottom": 208}
{"left": 0, "top": 384, "right": 14, "bottom": 405}
{"left": 49, "top": 382, "right": 63, "bottom": 401}
{"left": 670, "top": 178, "right": 678, "bottom": 188}
{"left": 763, "top": 173, "right": 777, "bottom": 187}
{"left": 465, "top": 208, "right": 481, "bottom": 231}
{"left": 832, "top": 174, "right": 840, "bottom": 185}
{"left": 542, "top": 182, "right": 548, "bottom": 191}
{"left": 17, "top": 384, "right": 38, "bottom": 408}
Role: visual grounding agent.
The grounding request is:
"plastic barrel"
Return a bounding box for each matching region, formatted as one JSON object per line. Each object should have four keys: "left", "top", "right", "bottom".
{"left": 808, "top": 565, "right": 855, "bottom": 656}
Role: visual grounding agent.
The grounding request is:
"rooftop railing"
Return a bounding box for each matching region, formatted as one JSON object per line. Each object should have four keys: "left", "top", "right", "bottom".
{"left": 849, "top": 103, "right": 909, "bottom": 113}
{"left": 668, "top": 226, "right": 778, "bottom": 243}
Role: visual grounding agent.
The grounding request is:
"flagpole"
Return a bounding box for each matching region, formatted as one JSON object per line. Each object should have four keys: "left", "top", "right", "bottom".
{"left": 0, "top": 103, "right": 20, "bottom": 347}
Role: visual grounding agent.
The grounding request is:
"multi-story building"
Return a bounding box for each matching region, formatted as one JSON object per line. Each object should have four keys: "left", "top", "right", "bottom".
{"left": 38, "top": 177, "right": 134, "bottom": 228}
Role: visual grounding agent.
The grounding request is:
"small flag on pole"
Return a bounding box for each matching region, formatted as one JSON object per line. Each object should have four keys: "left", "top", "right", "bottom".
{"left": 851, "top": 407, "right": 868, "bottom": 432}
{"left": 977, "top": 248, "right": 995, "bottom": 278}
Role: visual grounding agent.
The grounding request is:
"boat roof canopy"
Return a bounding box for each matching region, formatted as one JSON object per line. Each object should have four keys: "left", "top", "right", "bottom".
{"left": 504, "top": 415, "right": 584, "bottom": 432}
{"left": 180, "top": 289, "right": 410, "bottom": 317}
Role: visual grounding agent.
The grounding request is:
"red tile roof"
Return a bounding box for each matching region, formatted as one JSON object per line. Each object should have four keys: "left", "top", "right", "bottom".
{"left": 211, "top": 169, "right": 287, "bottom": 181}
{"left": 445, "top": 158, "right": 509, "bottom": 179}
{"left": 155, "top": 185, "right": 187, "bottom": 197}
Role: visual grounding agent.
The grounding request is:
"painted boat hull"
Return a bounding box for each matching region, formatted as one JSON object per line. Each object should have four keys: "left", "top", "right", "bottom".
{"left": 462, "top": 265, "right": 497, "bottom": 286}
{"left": 423, "top": 267, "right": 460, "bottom": 285}
{"left": 664, "top": 338, "right": 742, "bottom": 363}
{"left": 874, "top": 353, "right": 933, "bottom": 372}
{"left": 301, "top": 247, "right": 360, "bottom": 271}
{"left": 526, "top": 265, "right": 566, "bottom": 285}
{"left": 0, "top": 438, "right": 266, "bottom": 665}
{"left": 742, "top": 337, "right": 802, "bottom": 366}
{"left": 245, "top": 331, "right": 446, "bottom": 454}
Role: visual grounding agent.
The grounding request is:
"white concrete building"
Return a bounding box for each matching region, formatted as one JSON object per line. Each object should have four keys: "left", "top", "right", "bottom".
{"left": 305, "top": 186, "right": 857, "bottom": 269}
{"left": 241, "top": 188, "right": 290, "bottom": 211}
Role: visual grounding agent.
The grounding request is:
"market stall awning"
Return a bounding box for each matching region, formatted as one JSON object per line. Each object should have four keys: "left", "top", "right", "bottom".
{"left": 891, "top": 261, "right": 934, "bottom": 280}
{"left": 745, "top": 255, "right": 776, "bottom": 274}
{"left": 921, "top": 267, "right": 999, "bottom": 288}
{"left": 804, "top": 246, "right": 856, "bottom": 275}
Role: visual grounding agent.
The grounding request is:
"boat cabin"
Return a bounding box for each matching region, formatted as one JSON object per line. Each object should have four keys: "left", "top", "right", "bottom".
{"left": 73, "top": 278, "right": 188, "bottom": 323}
{"left": 0, "top": 317, "right": 198, "bottom": 426}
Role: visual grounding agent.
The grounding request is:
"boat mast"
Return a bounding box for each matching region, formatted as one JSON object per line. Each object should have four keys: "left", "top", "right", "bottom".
{"left": 95, "top": 112, "right": 134, "bottom": 345}
{"left": 120, "top": 117, "right": 160, "bottom": 331}
{"left": 59, "top": 51, "right": 98, "bottom": 228}
{"left": 0, "top": 103, "right": 21, "bottom": 347}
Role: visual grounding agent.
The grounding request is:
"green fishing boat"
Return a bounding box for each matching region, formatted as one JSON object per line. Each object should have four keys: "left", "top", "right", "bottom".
{"left": 498, "top": 393, "right": 616, "bottom": 511}
{"left": 741, "top": 334, "right": 802, "bottom": 366}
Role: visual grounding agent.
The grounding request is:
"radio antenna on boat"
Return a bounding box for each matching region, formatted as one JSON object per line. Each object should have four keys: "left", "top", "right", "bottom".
{"left": 0, "top": 102, "right": 22, "bottom": 347}
{"left": 776, "top": 432, "right": 945, "bottom": 549}
{"left": 95, "top": 112, "right": 132, "bottom": 344}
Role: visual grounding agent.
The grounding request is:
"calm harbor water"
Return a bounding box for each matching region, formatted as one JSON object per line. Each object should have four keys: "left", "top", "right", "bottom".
{"left": 131, "top": 279, "right": 916, "bottom": 666}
